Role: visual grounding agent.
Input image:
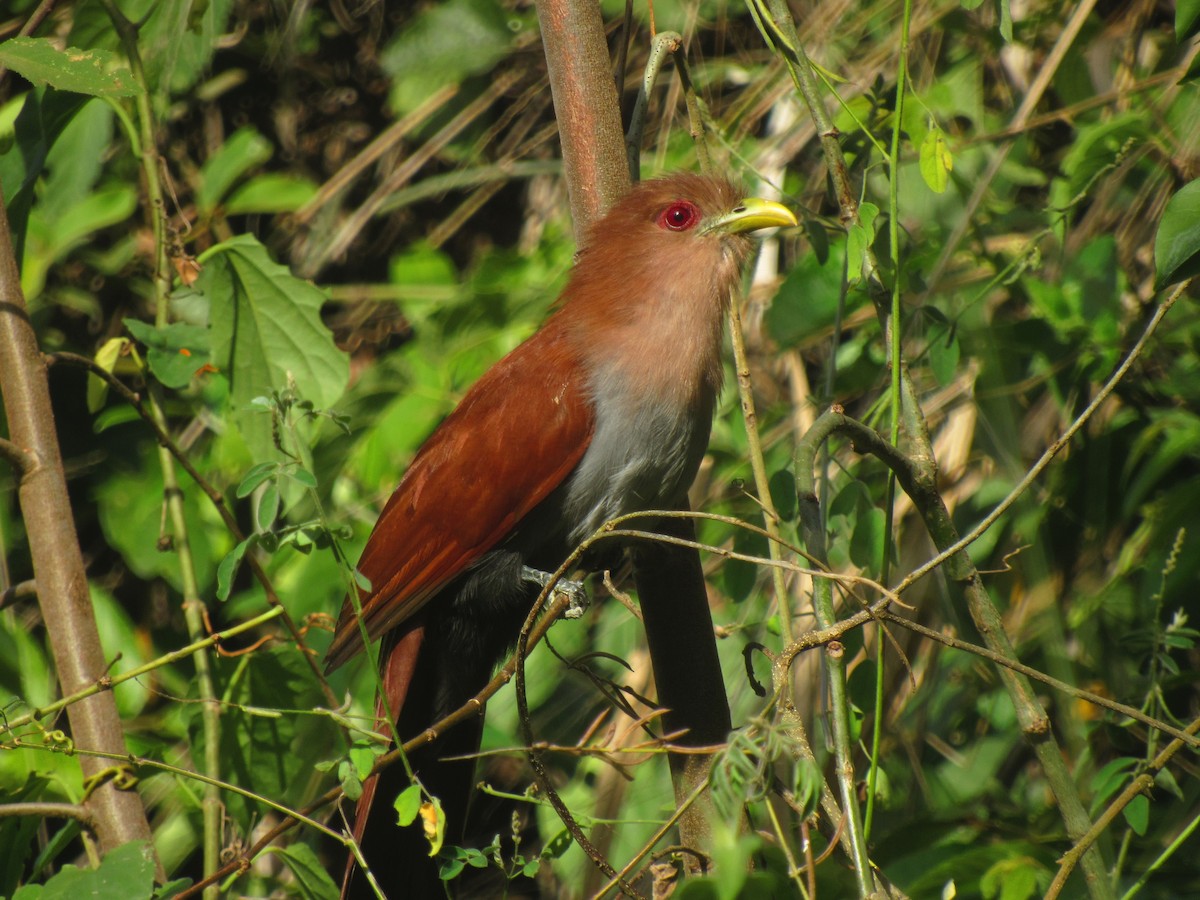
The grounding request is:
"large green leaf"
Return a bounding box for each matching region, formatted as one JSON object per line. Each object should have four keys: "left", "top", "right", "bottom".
{"left": 0, "top": 38, "right": 142, "bottom": 97}
{"left": 200, "top": 235, "right": 349, "bottom": 459}
{"left": 195, "top": 126, "right": 273, "bottom": 215}
{"left": 1154, "top": 179, "right": 1200, "bottom": 289}
{"left": 21, "top": 182, "right": 138, "bottom": 301}
{"left": 14, "top": 841, "right": 155, "bottom": 900}
{"left": 381, "top": 0, "right": 520, "bottom": 113}
{"left": 1178, "top": 0, "right": 1200, "bottom": 42}
{"left": 0, "top": 88, "right": 89, "bottom": 260}
{"left": 68, "top": 0, "right": 234, "bottom": 99}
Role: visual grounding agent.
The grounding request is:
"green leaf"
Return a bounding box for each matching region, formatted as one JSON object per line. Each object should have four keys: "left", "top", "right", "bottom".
{"left": 919, "top": 124, "right": 953, "bottom": 194}
{"left": 257, "top": 482, "right": 280, "bottom": 532}
{"left": 998, "top": 0, "right": 1013, "bottom": 41}
{"left": 266, "top": 843, "right": 338, "bottom": 900}
{"left": 767, "top": 468, "right": 797, "bottom": 522}
{"left": 22, "top": 181, "right": 138, "bottom": 301}
{"left": 1054, "top": 113, "right": 1146, "bottom": 207}
{"left": 1094, "top": 763, "right": 1137, "bottom": 811}
{"left": 348, "top": 744, "right": 379, "bottom": 780}
{"left": 928, "top": 328, "right": 961, "bottom": 386}
{"left": 801, "top": 214, "right": 829, "bottom": 264}
{"left": 1154, "top": 767, "right": 1184, "bottom": 800}
{"left": 1178, "top": 0, "right": 1200, "bottom": 42}
{"left": 95, "top": 453, "right": 226, "bottom": 593}
{"left": 1154, "top": 179, "right": 1200, "bottom": 289}
{"left": 91, "top": 586, "right": 152, "bottom": 717}
{"left": 88, "top": 337, "right": 130, "bottom": 412}
{"left": 124, "top": 320, "right": 212, "bottom": 389}
{"left": 27, "top": 841, "right": 155, "bottom": 900}
{"left": 765, "top": 238, "right": 845, "bottom": 345}
{"left": 0, "top": 38, "right": 142, "bottom": 97}
{"left": 846, "top": 202, "right": 879, "bottom": 285}
{"left": 0, "top": 778, "right": 53, "bottom": 897}
{"left": 0, "top": 89, "right": 90, "bottom": 259}
{"left": 1123, "top": 793, "right": 1150, "bottom": 835}
{"left": 216, "top": 536, "right": 254, "bottom": 601}
{"left": 34, "top": 98, "right": 113, "bottom": 224}
{"left": 980, "top": 856, "right": 1040, "bottom": 900}
{"left": 154, "top": 878, "right": 194, "bottom": 899}
{"left": 289, "top": 467, "right": 318, "bottom": 489}
{"left": 196, "top": 126, "right": 273, "bottom": 215}
{"left": 225, "top": 173, "right": 318, "bottom": 215}
{"left": 192, "top": 647, "right": 339, "bottom": 828}
{"left": 380, "top": 0, "right": 519, "bottom": 113}
{"left": 236, "top": 461, "right": 280, "bottom": 498}
{"left": 395, "top": 784, "right": 423, "bottom": 826}
{"left": 541, "top": 829, "right": 573, "bottom": 860}
{"left": 849, "top": 504, "right": 886, "bottom": 569}
{"left": 199, "top": 235, "right": 349, "bottom": 460}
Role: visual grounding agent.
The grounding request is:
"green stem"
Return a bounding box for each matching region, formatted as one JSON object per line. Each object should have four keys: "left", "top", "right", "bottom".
{"left": 729, "top": 302, "right": 795, "bottom": 647}
{"left": 866, "top": 0, "right": 913, "bottom": 841}
{"left": 100, "top": 2, "right": 220, "bottom": 893}
{"left": 1, "top": 608, "right": 282, "bottom": 731}
{"left": 148, "top": 387, "right": 223, "bottom": 894}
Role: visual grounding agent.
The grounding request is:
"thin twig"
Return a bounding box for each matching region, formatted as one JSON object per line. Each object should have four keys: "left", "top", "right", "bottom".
{"left": 0, "top": 436, "right": 32, "bottom": 472}
{"left": 46, "top": 352, "right": 339, "bottom": 708}
{"left": 895, "top": 281, "right": 1189, "bottom": 597}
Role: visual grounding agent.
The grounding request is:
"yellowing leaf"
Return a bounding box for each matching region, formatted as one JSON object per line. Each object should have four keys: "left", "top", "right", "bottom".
{"left": 920, "top": 125, "right": 953, "bottom": 194}
{"left": 420, "top": 798, "right": 446, "bottom": 856}
{"left": 88, "top": 337, "right": 131, "bottom": 413}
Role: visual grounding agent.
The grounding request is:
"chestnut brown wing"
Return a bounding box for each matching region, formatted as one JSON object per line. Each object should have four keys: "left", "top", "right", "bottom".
{"left": 325, "top": 322, "right": 593, "bottom": 671}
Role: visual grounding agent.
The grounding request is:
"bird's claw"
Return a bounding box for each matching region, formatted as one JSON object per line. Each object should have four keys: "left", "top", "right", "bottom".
{"left": 558, "top": 581, "right": 589, "bottom": 619}
{"left": 521, "top": 566, "right": 589, "bottom": 619}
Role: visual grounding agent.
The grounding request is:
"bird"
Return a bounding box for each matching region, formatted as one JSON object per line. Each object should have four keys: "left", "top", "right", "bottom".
{"left": 326, "top": 173, "right": 795, "bottom": 898}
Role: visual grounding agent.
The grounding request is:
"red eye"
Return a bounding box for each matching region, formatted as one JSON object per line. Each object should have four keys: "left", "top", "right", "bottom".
{"left": 657, "top": 200, "right": 700, "bottom": 232}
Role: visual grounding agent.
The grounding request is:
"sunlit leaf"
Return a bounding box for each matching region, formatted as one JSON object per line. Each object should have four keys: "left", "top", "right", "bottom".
{"left": 199, "top": 235, "right": 349, "bottom": 460}
{"left": 919, "top": 124, "right": 954, "bottom": 194}
{"left": 0, "top": 38, "right": 142, "bottom": 97}
{"left": 88, "top": 337, "right": 130, "bottom": 412}
{"left": 1154, "top": 179, "right": 1200, "bottom": 289}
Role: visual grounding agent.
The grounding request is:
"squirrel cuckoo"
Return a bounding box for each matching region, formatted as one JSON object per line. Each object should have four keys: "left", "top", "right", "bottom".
{"left": 327, "top": 174, "right": 795, "bottom": 897}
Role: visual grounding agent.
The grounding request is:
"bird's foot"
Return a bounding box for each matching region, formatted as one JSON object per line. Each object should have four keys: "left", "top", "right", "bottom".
{"left": 521, "top": 566, "right": 589, "bottom": 619}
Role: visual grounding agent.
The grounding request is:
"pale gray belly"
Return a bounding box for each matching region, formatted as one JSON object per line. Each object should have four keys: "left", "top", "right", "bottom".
{"left": 563, "top": 398, "right": 713, "bottom": 547}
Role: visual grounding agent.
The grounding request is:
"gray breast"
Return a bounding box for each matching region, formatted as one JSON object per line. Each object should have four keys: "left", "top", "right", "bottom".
{"left": 563, "top": 391, "right": 714, "bottom": 547}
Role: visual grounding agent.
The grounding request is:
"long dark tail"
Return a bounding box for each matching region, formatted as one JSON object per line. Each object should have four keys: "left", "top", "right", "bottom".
{"left": 340, "top": 625, "right": 485, "bottom": 900}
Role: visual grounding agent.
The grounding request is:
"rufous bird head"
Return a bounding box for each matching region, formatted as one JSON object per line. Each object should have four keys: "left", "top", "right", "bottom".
{"left": 560, "top": 174, "right": 796, "bottom": 408}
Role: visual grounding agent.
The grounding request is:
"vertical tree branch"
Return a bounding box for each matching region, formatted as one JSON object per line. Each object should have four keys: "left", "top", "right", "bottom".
{"left": 534, "top": 0, "right": 733, "bottom": 876}
{"left": 0, "top": 186, "right": 156, "bottom": 859}
{"left": 535, "top": 0, "right": 630, "bottom": 234}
